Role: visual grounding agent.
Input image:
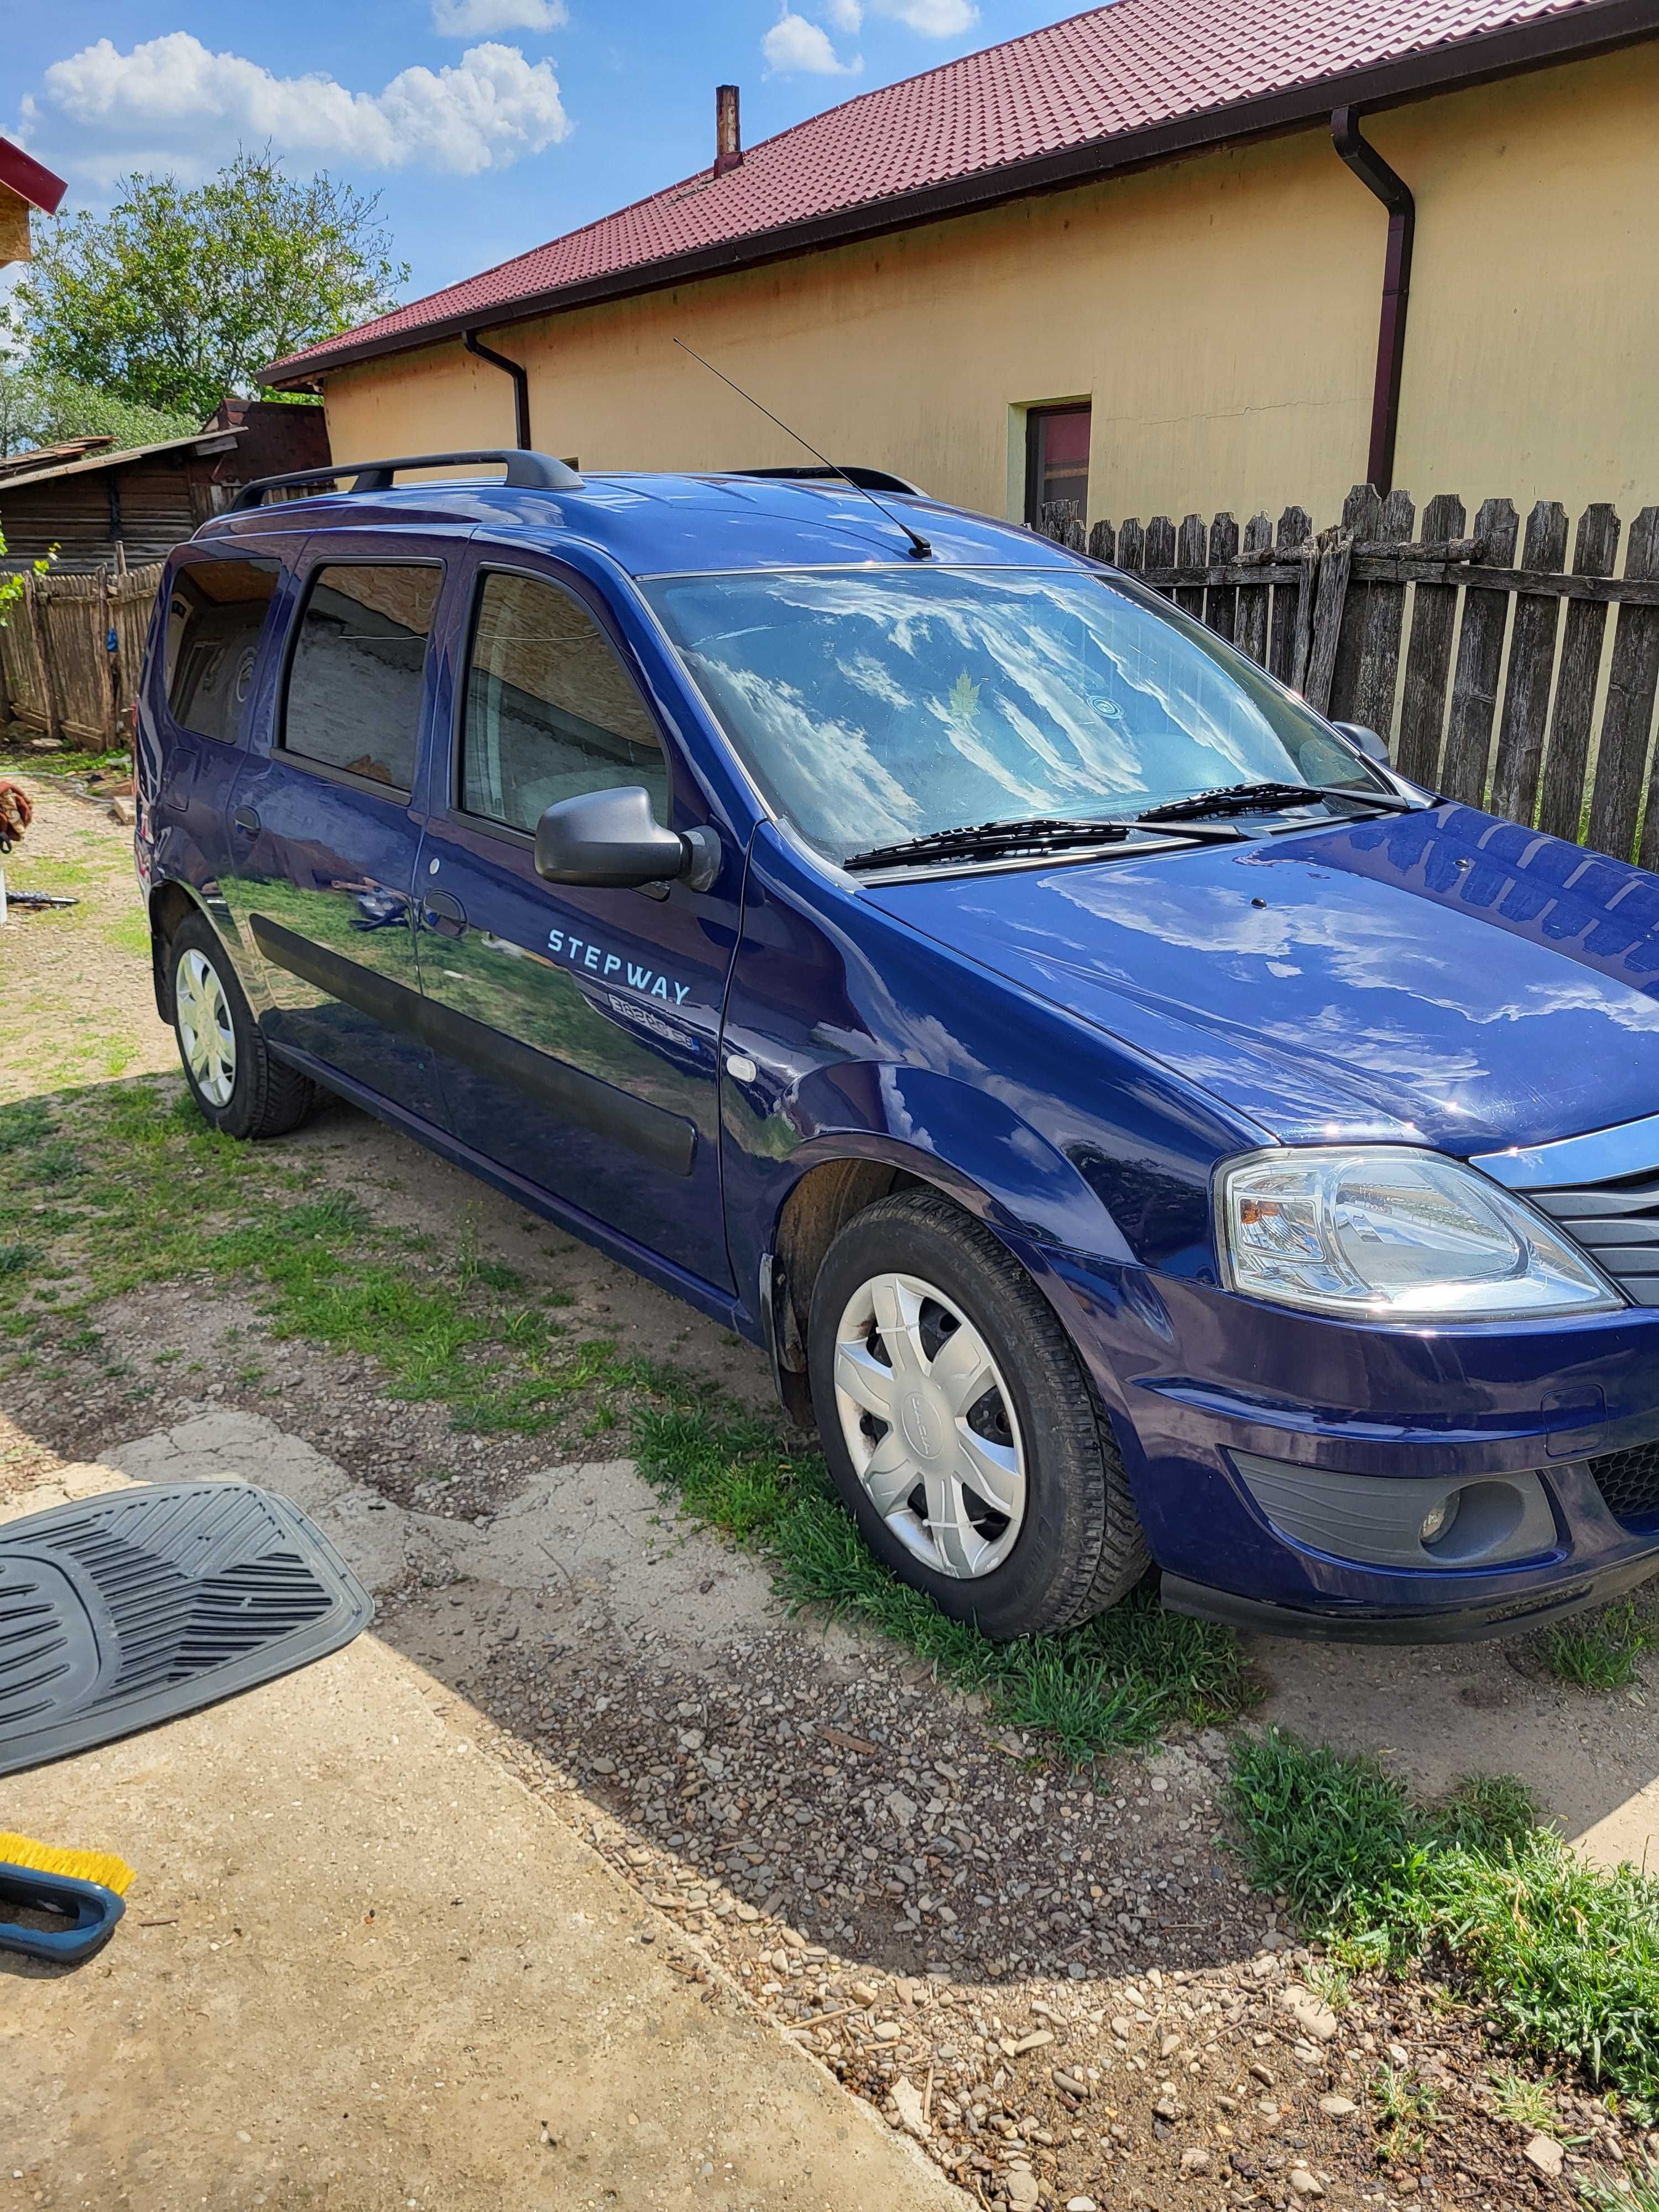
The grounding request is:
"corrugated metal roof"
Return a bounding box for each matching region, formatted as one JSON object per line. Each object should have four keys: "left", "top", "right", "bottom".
{"left": 0, "top": 431, "right": 239, "bottom": 494}
{"left": 0, "top": 134, "right": 67, "bottom": 217}
{"left": 268, "top": 0, "right": 1644, "bottom": 380}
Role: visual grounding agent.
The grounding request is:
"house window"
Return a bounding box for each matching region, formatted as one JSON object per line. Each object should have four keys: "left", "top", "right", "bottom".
{"left": 1025, "top": 404, "right": 1092, "bottom": 530}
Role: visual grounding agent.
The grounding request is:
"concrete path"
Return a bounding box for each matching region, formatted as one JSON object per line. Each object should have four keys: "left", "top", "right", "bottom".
{"left": 0, "top": 1449, "right": 965, "bottom": 2212}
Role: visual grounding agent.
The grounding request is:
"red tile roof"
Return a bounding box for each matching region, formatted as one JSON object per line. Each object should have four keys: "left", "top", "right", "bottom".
{"left": 267, "top": 0, "right": 1646, "bottom": 383}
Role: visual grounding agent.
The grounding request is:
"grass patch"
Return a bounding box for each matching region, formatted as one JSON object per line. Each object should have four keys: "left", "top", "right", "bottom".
{"left": 1488, "top": 2069, "right": 1557, "bottom": 2132}
{"left": 0, "top": 743, "right": 129, "bottom": 783}
{"left": 1582, "top": 2156, "right": 1659, "bottom": 2212}
{"left": 1547, "top": 1599, "right": 1653, "bottom": 1691}
{"left": 1373, "top": 2064, "right": 1439, "bottom": 2163}
{"left": 632, "top": 1400, "right": 1253, "bottom": 1763}
{"left": 0, "top": 1079, "right": 671, "bottom": 1444}
{"left": 1230, "top": 1729, "right": 1659, "bottom": 2111}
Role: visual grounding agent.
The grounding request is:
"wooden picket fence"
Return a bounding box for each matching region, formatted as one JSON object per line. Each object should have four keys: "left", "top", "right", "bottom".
{"left": 0, "top": 562, "right": 163, "bottom": 749}
{"left": 1037, "top": 485, "right": 1659, "bottom": 869}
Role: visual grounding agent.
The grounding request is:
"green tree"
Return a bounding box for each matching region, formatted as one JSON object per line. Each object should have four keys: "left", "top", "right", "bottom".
{"left": 16, "top": 149, "right": 408, "bottom": 420}
{"left": 0, "top": 361, "right": 195, "bottom": 460}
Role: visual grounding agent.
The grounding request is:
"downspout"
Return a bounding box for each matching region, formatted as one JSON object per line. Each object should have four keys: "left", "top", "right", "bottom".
{"left": 1332, "top": 106, "right": 1414, "bottom": 497}
{"left": 463, "top": 329, "right": 531, "bottom": 450}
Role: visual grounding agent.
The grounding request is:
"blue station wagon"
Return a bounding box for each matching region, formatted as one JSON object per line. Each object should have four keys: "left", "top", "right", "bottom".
{"left": 135, "top": 448, "right": 1659, "bottom": 1644}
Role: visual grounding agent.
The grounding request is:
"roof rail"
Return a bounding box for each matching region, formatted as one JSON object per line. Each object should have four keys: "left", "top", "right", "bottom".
{"left": 228, "top": 448, "right": 584, "bottom": 512}
{"left": 733, "top": 464, "right": 926, "bottom": 498}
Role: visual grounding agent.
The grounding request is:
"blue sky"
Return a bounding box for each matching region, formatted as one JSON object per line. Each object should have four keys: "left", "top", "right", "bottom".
{"left": 8, "top": 1, "right": 1082, "bottom": 309}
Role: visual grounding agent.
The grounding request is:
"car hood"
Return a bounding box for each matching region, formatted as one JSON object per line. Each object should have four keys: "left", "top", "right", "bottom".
{"left": 862, "top": 804, "right": 1659, "bottom": 1157}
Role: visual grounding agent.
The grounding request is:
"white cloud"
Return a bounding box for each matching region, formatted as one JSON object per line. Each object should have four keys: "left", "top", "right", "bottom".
{"left": 430, "top": 0, "right": 567, "bottom": 35}
{"left": 761, "top": 12, "right": 862, "bottom": 75}
{"left": 39, "top": 33, "right": 571, "bottom": 180}
{"left": 872, "top": 0, "right": 977, "bottom": 32}
{"left": 825, "top": 0, "right": 864, "bottom": 28}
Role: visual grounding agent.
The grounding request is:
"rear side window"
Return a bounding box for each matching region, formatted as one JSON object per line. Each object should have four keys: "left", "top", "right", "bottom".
{"left": 281, "top": 563, "right": 442, "bottom": 791}
{"left": 164, "top": 557, "right": 281, "bottom": 742}
{"left": 460, "top": 571, "right": 669, "bottom": 833}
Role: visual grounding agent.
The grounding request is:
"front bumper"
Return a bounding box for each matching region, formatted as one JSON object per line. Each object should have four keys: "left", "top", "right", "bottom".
{"left": 1161, "top": 1547, "right": 1659, "bottom": 1644}
{"left": 1032, "top": 1246, "right": 1659, "bottom": 1640}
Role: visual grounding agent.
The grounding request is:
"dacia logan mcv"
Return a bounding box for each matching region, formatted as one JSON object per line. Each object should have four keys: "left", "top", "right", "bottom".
{"left": 135, "top": 448, "right": 1659, "bottom": 1644}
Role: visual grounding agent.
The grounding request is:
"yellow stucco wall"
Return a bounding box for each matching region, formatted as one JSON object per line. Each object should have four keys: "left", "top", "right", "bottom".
{"left": 319, "top": 41, "right": 1659, "bottom": 535}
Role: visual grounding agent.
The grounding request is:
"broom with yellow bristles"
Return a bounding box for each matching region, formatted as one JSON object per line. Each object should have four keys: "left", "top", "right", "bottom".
{"left": 0, "top": 1833, "right": 135, "bottom": 1894}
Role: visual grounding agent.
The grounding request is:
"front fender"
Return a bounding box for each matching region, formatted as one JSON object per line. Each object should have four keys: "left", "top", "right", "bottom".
{"left": 721, "top": 825, "right": 1258, "bottom": 1324}
{"left": 772, "top": 1062, "right": 1136, "bottom": 1263}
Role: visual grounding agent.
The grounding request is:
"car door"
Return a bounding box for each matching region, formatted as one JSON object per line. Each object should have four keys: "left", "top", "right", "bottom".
{"left": 414, "top": 549, "right": 737, "bottom": 1292}
{"left": 147, "top": 546, "right": 286, "bottom": 898}
{"left": 221, "top": 534, "right": 450, "bottom": 1123}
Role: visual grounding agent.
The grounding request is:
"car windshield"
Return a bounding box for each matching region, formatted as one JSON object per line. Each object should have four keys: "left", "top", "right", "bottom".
{"left": 644, "top": 565, "right": 1389, "bottom": 864}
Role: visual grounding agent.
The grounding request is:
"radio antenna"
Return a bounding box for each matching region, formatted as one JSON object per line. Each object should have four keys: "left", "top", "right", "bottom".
{"left": 674, "top": 337, "right": 932, "bottom": 560}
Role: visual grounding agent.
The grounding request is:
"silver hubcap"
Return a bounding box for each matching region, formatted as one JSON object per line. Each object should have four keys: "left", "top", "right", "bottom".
{"left": 833, "top": 1270, "right": 1026, "bottom": 1579}
{"left": 176, "top": 948, "right": 236, "bottom": 1107}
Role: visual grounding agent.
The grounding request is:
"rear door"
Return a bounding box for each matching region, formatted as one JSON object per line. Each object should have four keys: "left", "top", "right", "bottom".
{"left": 414, "top": 549, "right": 738, "bottom": 1292}
{"left": 221, "top": 532, "right": 451, "bottom": 1121}
{"left": 148, "top": 547, "right": 285, "bottom": 901}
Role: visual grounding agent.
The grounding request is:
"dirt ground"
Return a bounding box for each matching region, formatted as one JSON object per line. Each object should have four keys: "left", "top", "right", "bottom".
{"left": 3, "top": 774, "right": 1657, "bottom": 2212}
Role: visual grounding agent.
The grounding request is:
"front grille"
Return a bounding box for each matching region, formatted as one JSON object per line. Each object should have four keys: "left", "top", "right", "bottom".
{"left": 1531, "top": 1170, "right": 1659, "bottom": 1306}
{"left": 1588, "top": 1439, "right": 1659, "bottom": 1527}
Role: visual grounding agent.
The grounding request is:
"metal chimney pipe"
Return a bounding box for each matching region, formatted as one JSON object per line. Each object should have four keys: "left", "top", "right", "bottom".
{"left": 715, "top": 84, "right": 742, "bottom": 176}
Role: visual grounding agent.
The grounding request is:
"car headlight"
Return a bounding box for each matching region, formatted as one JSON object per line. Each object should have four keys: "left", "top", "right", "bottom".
{"left": 1217, "top": 1146, "right": 1622, "bottom": 1321}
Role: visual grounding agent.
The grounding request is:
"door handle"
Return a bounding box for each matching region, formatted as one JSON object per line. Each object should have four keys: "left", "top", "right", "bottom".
{"left": 422, "top": 889, "right": 467, "bottom": 934}
{"left": 232, "top": 806, "right": 261, "bottom": 834}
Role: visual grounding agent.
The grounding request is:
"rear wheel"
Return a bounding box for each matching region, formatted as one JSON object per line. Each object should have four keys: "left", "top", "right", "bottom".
{"left": 169, "top": 913, "right": 316, "bottom": 1140}
{"left": 808, "top": 1188, "right": 1149, "bottom": 1640}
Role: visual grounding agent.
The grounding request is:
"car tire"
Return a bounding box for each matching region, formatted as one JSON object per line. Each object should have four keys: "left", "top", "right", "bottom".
{"left": 807, "top": 1187, "right": 1150, "bottom": 1641}
{"left": 169, "top": 912, "right": 316, "bottom": 1141}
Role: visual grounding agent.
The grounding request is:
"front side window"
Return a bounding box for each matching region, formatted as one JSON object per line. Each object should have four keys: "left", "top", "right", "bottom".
{"left": 164, "top": 557, "right": 281, "bottom": 742}
{"left": 644, "top": 566, "right": 1386, "bottom": 864}
{"left": 281, "top": 564, "right": 442, "bottom": 791}
{"left": 460, "top": 571, "right": 669, "bottom": 834}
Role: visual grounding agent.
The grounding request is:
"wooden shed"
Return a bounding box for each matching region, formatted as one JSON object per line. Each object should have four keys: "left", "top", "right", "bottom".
{"left": 0, "top": 402, "right": 331, "bottom": 573}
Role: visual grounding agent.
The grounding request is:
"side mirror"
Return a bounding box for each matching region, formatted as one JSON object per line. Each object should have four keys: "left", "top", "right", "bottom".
{"left": 1333, "top": 720, "right": 1390, "bottom": 765}
{"left": 534, "top": 785, "right": 720, "bottom": 893}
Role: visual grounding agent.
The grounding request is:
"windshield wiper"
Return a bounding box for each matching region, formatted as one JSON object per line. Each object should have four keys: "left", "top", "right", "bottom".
{"left": 1135, "top": 779, "right": 1417, "bottom": 825}
{"left": 844, "top": 812, "right": 1251, "bottom": 872}
{"left": 846, "top": 817, "right": 1133, "bottom": 872}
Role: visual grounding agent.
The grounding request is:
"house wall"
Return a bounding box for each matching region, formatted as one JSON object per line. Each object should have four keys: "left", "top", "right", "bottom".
{"left": 0, "top": 184, "right": 29, "bottom": 268}
{"left": 319, "top": 41, "right": 1659, "bottom": 532}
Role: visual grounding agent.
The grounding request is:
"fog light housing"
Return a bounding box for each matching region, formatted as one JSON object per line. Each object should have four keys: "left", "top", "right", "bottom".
{"left": 1419, "top": 1495, "right": 1459, "bottom": 1546}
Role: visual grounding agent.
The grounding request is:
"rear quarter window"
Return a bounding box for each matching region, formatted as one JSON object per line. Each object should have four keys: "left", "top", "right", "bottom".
{"left": 280, "top": 563, "right": 442, "bottom": 792}
{"left": 164, "top": 557, "right": 282, "bottom": 742}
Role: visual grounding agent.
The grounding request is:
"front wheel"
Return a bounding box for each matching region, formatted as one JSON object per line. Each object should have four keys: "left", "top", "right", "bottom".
{"left": 169, "top": 913, "right": 316, "bottom": 1140}
{"left": 807, "top": 1188, "right": 1149, "bottom": 1640}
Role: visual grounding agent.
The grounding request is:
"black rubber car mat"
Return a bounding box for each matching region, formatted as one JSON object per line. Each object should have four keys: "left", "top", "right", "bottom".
{"left": 0, "top": 1481, "right": 374, "bottom": 1776}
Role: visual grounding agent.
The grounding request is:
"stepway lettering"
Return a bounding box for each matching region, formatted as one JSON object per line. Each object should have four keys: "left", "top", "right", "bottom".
{"left": 545, "top": 927, "right": 691, "bottom": 1005}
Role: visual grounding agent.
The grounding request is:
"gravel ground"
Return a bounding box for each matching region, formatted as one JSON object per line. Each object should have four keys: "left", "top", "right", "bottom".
{"left": 459, "top": 1621, "right": 1654, "bottom": 2212}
